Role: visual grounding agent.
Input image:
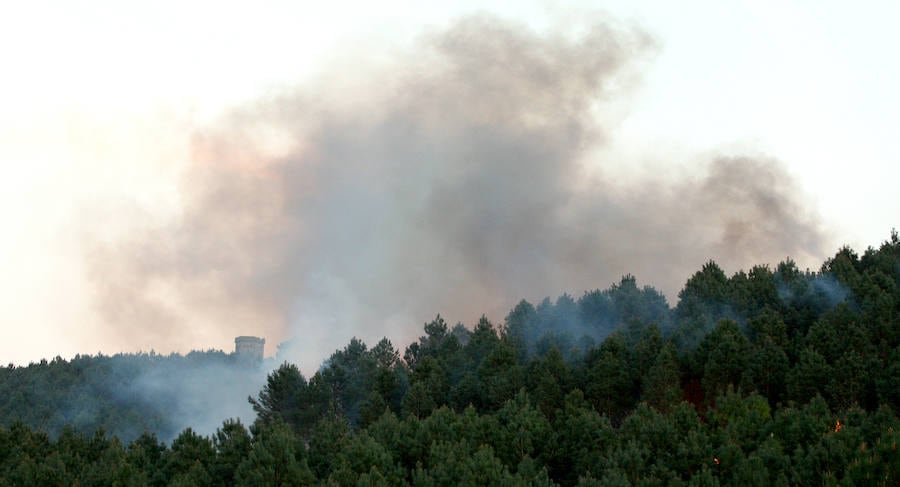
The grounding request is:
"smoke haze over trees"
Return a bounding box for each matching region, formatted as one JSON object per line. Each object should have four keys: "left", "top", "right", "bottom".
{"left": 0, "top": 351, "right": 269, "bottom": 444}
{"left": 85, "top": 15, "right": 826, "bottom": 366}
{"left": 1, "top": 232, "right": 899, "bottom": 484}
{"left": 4, "top": 5, "right": 899, "bottom": 484}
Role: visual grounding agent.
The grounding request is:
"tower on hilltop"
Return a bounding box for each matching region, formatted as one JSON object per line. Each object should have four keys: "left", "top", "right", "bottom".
{"left": 234, "top": 336, "right": 265, "bottom": 362}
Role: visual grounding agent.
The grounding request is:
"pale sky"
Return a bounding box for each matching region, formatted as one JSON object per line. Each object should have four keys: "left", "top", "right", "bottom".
{"left": 1, "top": 1, "right": 898, "bottom": 368}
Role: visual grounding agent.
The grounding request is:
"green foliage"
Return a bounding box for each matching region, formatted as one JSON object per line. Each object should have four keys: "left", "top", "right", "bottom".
{"left": 249, "top": 362, "right": 312, "bottom": 433}
{"left": 786, "top": 348, "right": 831, "bottom": 403}
{"left": 676, "top": 261, "right": 730, "bottom": 325}
{"left": 329, "top": 431, "right": 404, "bottom": 485}
{"left": 3, "top": 231, "right": 900, "bottom": 485}
{"left": 166, "top": 427, "right": 215, "bottom": 483}
{"left": 526, "top": 346, "right": 572, "bottom": 419}
{"left": 642, "top": 342, "right": 682, "bottom": 413}
{"left": 211, "top": 418, "right": 251, "bottom": 485}
{"left": 546, "top": 390, "right": 616, "bottom": 485}
{"left": 697, "top": 320, "right": 751, "bottom": 399}
{"left": 307, "top": 415, "right": 351, "bottom": 479}
{"left": 235, "top": 421, "right": 315, "bottom": 486}
{"left": 477, "top": 343, "right": 523, "bottom": 411}
{"left": 743, "top": 335, "right": 789, "bottom": 404}
{"left": 584, "top": 332, "right": 635, "bottom": 419}
{"left": 0, "top": 350, "right": 255, "bottom": 444}
{"left": 493, "top": 391, "right": 551, "bottom": 467}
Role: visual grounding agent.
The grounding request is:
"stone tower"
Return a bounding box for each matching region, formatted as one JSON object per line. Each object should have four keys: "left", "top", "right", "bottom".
{"left": 234, "top": 336, "right": 265, "bottom": 362}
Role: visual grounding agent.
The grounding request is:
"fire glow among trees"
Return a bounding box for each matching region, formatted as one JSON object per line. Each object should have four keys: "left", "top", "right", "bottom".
{"left": 1, "top": 232, "right": 899, "bottom": 484}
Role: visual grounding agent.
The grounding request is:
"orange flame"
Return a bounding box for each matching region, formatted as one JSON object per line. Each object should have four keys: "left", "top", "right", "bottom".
{"left": 834, "top": 420, "right": 843, "bottom": 433}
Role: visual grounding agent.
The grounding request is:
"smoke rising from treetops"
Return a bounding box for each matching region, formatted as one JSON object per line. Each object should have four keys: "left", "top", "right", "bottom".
{"left": 86, "top": 15, "right": 826, "bottom": 368}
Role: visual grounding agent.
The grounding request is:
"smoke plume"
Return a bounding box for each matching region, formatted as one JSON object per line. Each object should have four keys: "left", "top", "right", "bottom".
{"left": 86, "top": 15, "right": 826, "bottom": 369}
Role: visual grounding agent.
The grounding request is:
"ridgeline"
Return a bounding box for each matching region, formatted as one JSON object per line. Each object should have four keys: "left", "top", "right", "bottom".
{"left": 1, "top": 232, "right": 898, "bottom": 485}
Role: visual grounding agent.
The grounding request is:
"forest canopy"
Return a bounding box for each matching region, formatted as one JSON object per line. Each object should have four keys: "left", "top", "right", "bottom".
{"left": 1, "top": 231, "right": 898, "bottom": 485}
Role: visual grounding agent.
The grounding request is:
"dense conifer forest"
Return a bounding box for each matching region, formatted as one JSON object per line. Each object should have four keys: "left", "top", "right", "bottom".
{"left": 1, "top": 232, "right": 898, "bottom": 485}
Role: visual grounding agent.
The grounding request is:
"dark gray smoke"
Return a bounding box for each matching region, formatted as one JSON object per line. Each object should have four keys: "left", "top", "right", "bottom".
{"left": 86, "top": 15, "right": 826, "bottom": 369}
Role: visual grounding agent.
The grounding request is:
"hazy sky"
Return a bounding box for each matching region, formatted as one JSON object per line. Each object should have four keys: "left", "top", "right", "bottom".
{"left": 1, "top": 1, "right": 898, "bottom": 370}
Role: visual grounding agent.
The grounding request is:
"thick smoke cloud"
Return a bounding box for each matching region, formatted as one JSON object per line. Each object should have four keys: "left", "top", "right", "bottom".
{"left": 87, "top": 15, "right": 825, "bottom": 369}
